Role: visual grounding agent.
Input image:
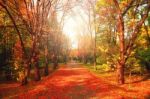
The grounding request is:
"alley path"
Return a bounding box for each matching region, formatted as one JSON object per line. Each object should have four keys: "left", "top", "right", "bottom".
{"left": 2, "top": 62, "right": 150, "bottom": 99}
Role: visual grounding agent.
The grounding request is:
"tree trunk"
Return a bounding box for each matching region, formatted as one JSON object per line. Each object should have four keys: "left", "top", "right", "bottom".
{"left": 44, "top": 57, "right": 49, "bottom": 76}
{"left": 117, "top": 62, "right": 125, "bottom": 84}
{"left": 53, "top": 55, "right": 58, "bottom": 70}
{"left": 117, "top": 13, "right": 125, "bottom": 84}
{"left": 94, "top": 50, "right": 97, "bottom": 70}
{"left": 34, "top": 60, "right": 41, "bottom": 81}
{"left": 53, "top": 60, "right": 58, "bottom": 70}
{"left": 5, "top": 69, "right": 12, "bottom": 81}
{"left": 21, "top": 62, "right": 31, "bottom": 85}
{"left": 44, "top": 45, "right": 49, "bottom": 76}
{"left": 93, "top": 3, "right": 97, "bottom": 70}
{"left": 145, "top": 62, "right": 150, "bottom": 74}
{"left": 64, "top": 56, "right": 67, "bottom": 64}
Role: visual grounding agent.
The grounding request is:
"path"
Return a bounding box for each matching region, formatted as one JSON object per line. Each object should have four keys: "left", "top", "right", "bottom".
{"left": 1, "top": 62, "right": 150, "bottom": 99}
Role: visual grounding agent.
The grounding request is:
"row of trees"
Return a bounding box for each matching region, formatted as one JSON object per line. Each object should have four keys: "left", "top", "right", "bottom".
{"left": 76, "top": 0, "right": 150, "bottom": 84}
{"left": 96, "top": 0, "right": 150, "bottom": 84}
{"left": 0, "top": 0, "right": 72, "bottom": 85}
{"left": 74, "top": 0, "right": 96, "bottom": 65}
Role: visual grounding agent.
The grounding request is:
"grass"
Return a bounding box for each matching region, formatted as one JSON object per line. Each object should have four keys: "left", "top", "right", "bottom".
{"left": 83, "top": 63, "right": 150, "bottom": 84}
{"left": 83, "top": 64, "right": 117, "bottom": 84}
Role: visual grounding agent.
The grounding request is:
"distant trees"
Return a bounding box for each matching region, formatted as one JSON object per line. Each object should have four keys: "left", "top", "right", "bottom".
{"left": 96, "top": 0, "right": 117, "bottom": 66}
{"left": 0, "top": 0, "right": 72, "bottom": 85}
{"left": 77, "top": 32, "right": 94, "bottom": 64}
{"left": 75, "top": 0, "right": 97, "bottom": 65}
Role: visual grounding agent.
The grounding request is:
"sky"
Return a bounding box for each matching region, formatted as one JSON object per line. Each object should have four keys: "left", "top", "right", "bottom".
{"left": 62, "top": 4, "right": 89, "bottom": 49}
{"left": 63, "top": 17, "right": 78, "bottom": 49}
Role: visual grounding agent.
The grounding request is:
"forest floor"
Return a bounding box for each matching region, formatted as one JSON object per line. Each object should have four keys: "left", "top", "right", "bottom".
{"left": 0, "top": 62, "right": 150, "bottom": 99}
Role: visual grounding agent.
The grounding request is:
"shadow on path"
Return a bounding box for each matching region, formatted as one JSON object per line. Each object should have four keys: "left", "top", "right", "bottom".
{"left": 1, "top": 62, "right": 149, "bottom": 99}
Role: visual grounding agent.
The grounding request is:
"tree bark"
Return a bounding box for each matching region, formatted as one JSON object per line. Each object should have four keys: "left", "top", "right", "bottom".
{"left": 33, "top": 53, "right": 41, "bottom": 81}
{"left": 44, "top": 38, "right": 49, "bottom": 76}
{"left": 44, "top": 57, "right": 49, "bottom": 76}
{"left": 93, "top": 5, "right": 97, "bottom": 70}
{"left": 117, "top": 62, "right": 125, "bottom": 84}
{"left": 117, "top": 13, "right": 125, "bottom": 84}
{"left": 113, "top": 0, "right": 125, "bottom": 84}
{"left": 21, "top": 62, "right": 31, "bottom": 85}
{"left": 34, "top": 61, "right": 41, "bottom": 81}
{"left": 53, "top": 55, "right": 58, "bottom": 70}
{"left": 5, "top": 69, "right": 12, "bottom": 81}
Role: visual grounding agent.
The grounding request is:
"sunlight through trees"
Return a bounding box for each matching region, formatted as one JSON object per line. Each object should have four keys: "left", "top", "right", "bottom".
{"left": 0, "top": 1, "right": 150, "bottom": 98}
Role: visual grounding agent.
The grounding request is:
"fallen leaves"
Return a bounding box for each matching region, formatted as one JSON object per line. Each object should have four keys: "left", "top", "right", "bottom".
{"left": 0, "top": 63, "right": 150, "bottom": 99}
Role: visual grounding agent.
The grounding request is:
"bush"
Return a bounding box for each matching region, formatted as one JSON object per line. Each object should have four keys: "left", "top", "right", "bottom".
{"left": 126, "top": 57, "right": 142, "bottom": 75}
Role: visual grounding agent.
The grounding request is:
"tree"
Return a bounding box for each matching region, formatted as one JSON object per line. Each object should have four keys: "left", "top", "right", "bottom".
{"left": 80, "top": 0, "right": 97, "bottom": 67}
{"left": 0, "top": 0, "right": 53, "bottom": 84}
{"left": 96, "top": 0, "right": 150, "bottom": 84}
{"left": 112, "top": 0, "right": 150, "bottom": 84}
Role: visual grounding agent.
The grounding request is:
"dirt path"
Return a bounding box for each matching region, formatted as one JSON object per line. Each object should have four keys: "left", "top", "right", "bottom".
{"left": 1, "top": 62, "right": 150, "bottom": 99}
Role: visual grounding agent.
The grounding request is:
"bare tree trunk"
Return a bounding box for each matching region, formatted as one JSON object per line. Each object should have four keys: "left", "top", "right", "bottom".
{"left": 34, "top": 61, "right": 41, "bottom": 81}
{"left": 94, "top": 47, "right": 97, "bottom": 70}
{"left": 93, "top": 6, "right": 97, "bottom": 70}
{"left": 5, "top": 70, "right": 12, "bottom": 81}
{"left": 44, "top": 35, "right": 49, "bottom": 76}
{"left": 44, "top": 56, "right": 49, "bottom": 76}
{"left": 117, "top": 14, "right": 125, "bottom": 84}
{"left": 117, "top": 62, "right": 125, "bottom": 84}
{"left": 53, "top": 55, "right": 58, "bottom": 70}
{"left": 21, "top": 62, "right": 31, "bottom": 85}
{"left": 33, "top": 53, "right": 41, "bottom": 81}
{"left": 112, "top": 0, "right": 125, "bottom": 84}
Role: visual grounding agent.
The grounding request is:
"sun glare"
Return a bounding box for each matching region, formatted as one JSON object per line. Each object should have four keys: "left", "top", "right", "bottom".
{"left": 62, "top": 6, "right": 87, "bottom": 49}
